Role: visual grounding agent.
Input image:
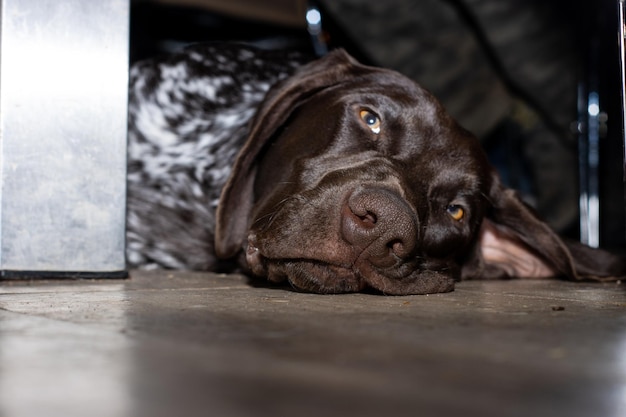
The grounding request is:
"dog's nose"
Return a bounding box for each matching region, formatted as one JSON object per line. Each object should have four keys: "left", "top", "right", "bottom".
{"left": 341, "top": 188, "right": 418, "bottom": 267}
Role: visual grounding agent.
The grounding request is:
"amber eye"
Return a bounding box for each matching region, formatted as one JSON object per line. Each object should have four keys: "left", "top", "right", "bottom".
{"left": 359, "top": 109, "right": 381, "bottom": 134}
{"left": 447, "top": 204, "right": 465, "bottom": 221}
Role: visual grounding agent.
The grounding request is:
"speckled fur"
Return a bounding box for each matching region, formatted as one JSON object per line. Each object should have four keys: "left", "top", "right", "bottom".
{"left": 126, "top": 43, "right": 309, "bottom": 270}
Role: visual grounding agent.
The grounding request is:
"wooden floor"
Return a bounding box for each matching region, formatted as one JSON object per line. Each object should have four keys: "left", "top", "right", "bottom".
{"left": 1, "top": 270, "right": 625, "bottom": 417}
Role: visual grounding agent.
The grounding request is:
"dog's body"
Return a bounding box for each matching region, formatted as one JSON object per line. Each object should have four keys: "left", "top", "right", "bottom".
{"left": 127, "top": 42, "right": 626, "bottom": 294}
{"left": 126, "top": 44, "right": 308, "bottom": 270}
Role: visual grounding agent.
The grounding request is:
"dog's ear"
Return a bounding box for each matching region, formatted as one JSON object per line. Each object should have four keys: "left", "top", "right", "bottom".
{"left": 215, "top": 49, "right": 371, "bottom": 259}
{"left": 462, "top": 171, "right": 626, "bottom": 282}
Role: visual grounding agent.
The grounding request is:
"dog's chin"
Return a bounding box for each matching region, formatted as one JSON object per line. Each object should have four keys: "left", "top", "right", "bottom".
{"left": 245, "top": 242, "right": 456, "bottom": 295}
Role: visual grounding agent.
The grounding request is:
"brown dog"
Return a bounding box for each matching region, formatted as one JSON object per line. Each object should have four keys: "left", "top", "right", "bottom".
{"left": 214, "top": 48, "right": 625, "bottom": 295}
{"left": 127, "top": 43, "right": 625, "bottom": 294}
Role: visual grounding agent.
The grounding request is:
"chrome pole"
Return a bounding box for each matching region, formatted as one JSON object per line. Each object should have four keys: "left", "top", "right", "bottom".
{"left": 617, "top": 0, "right": 626, "bottom": 214}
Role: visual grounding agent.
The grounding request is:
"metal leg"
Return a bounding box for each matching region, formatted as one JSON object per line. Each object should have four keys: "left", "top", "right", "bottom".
{"left": 619, "top": 0, "right": 626, "bottom": 229}
{"left": 0, "top": 0, "right": 129, "bottom": 277}
{"left": 578, "top": 4, "right": 608, "bottom": 249}
{"left": 578, "top": 86, "right": 601, "bottom": 248}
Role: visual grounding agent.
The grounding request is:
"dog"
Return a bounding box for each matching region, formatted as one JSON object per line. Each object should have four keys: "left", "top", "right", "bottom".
{"left": 127, "top": 42, "right": 626, "bottom": 295}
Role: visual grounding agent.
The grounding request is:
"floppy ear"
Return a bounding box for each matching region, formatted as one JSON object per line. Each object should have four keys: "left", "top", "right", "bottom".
{"left": 462, "top": 171, "right": 626, "bottom": 282}
{"left": 215, "top": 49, "right": 373, "bottom": 259}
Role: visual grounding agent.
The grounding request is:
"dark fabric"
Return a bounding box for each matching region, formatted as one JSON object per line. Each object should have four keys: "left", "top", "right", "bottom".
{"left": 320, "top": 0, "right": 580, "bottom": 233}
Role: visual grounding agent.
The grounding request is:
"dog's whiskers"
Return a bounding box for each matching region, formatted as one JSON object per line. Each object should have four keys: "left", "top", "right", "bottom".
{"left": 252, "top": 194, "right": 309, "bottom": 232}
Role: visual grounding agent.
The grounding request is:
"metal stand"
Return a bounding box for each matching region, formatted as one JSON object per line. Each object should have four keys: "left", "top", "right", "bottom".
{"left": 0, "top": 0, "right": 129, "bottom": 278}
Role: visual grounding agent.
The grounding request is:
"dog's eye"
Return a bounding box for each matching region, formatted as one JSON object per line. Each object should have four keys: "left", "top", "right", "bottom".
{"left": 446, "top": 204, "right": 465, "bottom": 221}
{"left": 359, "top": 109, "right": 381, "bottom": 134}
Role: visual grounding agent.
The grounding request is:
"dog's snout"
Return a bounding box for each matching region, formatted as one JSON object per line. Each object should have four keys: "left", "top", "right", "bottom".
{"left": 341, "top": 188, "right": 418, "bottom": 266}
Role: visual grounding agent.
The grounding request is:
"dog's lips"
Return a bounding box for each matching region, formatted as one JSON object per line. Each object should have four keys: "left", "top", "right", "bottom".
{"left": 245, "top": 233, "right": 454, "bottom": 294}
{"left": 247, "top": 232, "right": 342, "bottom": 272}
{"left": 274, "top": 261, "right": 366, "bottom": 293}
{"left": 246, "top": 232, "right": 364, "bottom": 292}
{"left": 245, "top": 238, "right": 265, "bottom": 277}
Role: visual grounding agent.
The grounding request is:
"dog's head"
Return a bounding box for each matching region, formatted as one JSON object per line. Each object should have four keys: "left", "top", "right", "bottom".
{"left": 215, "top": 49, "right": 625, "bottom": 294}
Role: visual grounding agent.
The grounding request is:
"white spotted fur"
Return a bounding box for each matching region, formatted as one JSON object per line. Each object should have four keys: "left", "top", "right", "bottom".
{"left": 126, "top": 43, "right": 308, "bottom": 270}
